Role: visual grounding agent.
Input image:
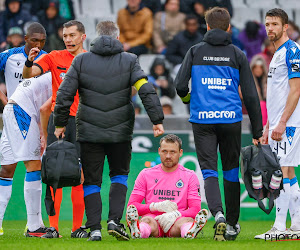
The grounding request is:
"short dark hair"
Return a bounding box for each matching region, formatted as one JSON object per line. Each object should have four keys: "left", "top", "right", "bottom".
{"left": 26, "top": 22, "right": 46, "bottom": 36}
{"left": 185, "top": 14, "right": 198, "bottom": 23}
{"left": 96, "top": 21, "right": 119, "bottom": 38}
{"left": 63, "top": 20, "right": 85, "bottom": 33}
{"left": 160, "top": 134, "right": 182, "bottom": 150}
{"left": 205, "top": 7, "right": 230, "bottom": 31}
{"left": 265, "top": 8, "right": 288, "bottom": 25}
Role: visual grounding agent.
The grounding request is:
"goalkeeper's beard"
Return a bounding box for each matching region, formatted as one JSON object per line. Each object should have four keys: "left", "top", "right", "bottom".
{"left": 161, "top": 158, "right": 178, "bottom": 169}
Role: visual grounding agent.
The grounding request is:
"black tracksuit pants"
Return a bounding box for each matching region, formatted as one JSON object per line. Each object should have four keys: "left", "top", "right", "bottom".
{"left": 192, "top": 122, "right": 241, "bottom": 226}
{"left": 80, "top": 141, "right": 131, "bottom": 231}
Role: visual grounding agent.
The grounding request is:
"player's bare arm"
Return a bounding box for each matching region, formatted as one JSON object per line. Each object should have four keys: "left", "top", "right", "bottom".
{"left": 40, "top": 97, "right": 52, "bottom": 144}
{"left": 0, "top": 89, "right": 7, "bottom": 106}
{"left": 22, "top": 48, "right": 42, "bottom": 78}
{"left": 271, "top": 77, "right": 300, "bottom": 141}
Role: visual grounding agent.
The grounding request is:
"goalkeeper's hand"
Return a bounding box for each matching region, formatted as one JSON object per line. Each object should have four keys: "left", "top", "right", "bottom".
{"left": 180, "top": 93, "right": 190, "bottom": 104}
{"left": 149, "top": 200, "right": 178, "bottom": 213}
{"left": 155, "top": 210, "right": 181, "bottom": 233}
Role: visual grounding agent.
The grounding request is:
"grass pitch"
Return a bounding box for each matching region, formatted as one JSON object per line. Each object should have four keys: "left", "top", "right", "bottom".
{"left": 0, "top": 221, "right": 299, "bottom": 250}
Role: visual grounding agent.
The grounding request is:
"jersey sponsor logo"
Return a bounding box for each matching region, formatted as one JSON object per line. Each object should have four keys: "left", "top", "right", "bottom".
{"left": 203, "top": 56, "right": 230, "bottom": 62}
{"left": 153, "top": 189, "right": 181, "bottom": 197}
{"left": 289, "top": 59, "right": 300, "bottom": 63}
{"left": 175, "top": 179, "right": 184, "bottom": 188}
{"left": 201, "top": 77, "right": 232, "bottom": 90}
{"left": 292, "top": 64, "right": 300, "bottom": 72}
{"left": 23, "top": 80, "right": 31, "bottom": 87}
{"left": 198, "top": 110, "right": 236, "bottom": 119}
{"left": 59, "top": 72, "right": 66, "bottom": 80}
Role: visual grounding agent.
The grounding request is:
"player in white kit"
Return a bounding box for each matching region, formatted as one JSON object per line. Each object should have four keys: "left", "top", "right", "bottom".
{"left": 0, "top": 72, "right": 52, "bottom": 237}
{"left": 0, "top": 22, "right": 47, "bottom": 236}
{"left": 255, "top": 9, "right": 300, "bottom": 240}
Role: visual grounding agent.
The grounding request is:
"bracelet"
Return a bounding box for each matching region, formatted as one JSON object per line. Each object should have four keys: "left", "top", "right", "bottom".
{"left": 25, "top": 58, "right": 33, "bottom": 67}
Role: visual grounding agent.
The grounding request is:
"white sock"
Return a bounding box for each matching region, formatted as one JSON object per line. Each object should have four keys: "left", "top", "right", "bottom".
{"left": 24, "top": 171, "right": 42, "bottom": 232}
{"left": 0, "top": 178, "right": 13, "bottom": 228}
{"left": 273, "top": 179, "right": 290, "bottom": 231}
{"left": 289, "top": 177, "right": 300, "bottom": 230}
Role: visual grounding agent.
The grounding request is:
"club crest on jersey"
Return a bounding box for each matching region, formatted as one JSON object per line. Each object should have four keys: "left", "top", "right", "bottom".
{"left": 175, "top": 179, "right": 184, "bottom": 188}
{"left": 286, "top": 127, "right": 296, "bottom": 146}
{"left": 23, "top": 80, "right": 31, "bottom": 87}
{"left": 59, "top": 72, "right": 66, "bottom": 80}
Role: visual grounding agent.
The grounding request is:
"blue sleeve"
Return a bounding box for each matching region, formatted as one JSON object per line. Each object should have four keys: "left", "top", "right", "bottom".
{"left": 286, "top": 45, "right": 300, "bottom": 79}
{"left": 0, "top": 49, "right": 11, "bottom": 72}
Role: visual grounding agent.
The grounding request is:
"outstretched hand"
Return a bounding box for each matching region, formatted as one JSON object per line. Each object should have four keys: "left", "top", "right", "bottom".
{"left": 153, "top": 124, "right": 164, "bottom": 137}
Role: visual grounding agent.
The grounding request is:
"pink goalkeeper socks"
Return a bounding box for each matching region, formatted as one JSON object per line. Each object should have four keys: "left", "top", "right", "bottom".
{"left": 180, "top": 222, "right": 193, "bottom": 238}
{"left": 140, "top": 222, "right": 152, "bottom": 238}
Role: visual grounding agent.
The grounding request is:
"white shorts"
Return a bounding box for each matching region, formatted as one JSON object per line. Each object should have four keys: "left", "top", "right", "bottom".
{"left": 0, "top": 103, "right": 40, "bottom": 165}
{"left": 268, "top": 127, "right": 300, "bottom": 167}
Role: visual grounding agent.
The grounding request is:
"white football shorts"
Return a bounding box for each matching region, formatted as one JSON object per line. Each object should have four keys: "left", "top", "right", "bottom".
{"left": 0, "top": 103, "right": 40, "bottom": 165}
{"left": 268, "top": 126, "right": 300, "bottom": 167}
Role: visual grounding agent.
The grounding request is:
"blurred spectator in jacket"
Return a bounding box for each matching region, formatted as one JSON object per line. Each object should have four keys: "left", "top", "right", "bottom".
{"left": 0, "top": 26, "right": 24, "bottom": 52}
{"left": 37, "top": 0, "right": 66, "bottom": 52}
{"left": 48, "top": 20, "right": 65, "bottom": 51}
{"left": 259, "top": 39, "right": 275, "bottom": 68}
{"left": 153, "top": 0, "right": 185, "bottom": 54}
{"left": 149, "top": 57, "right": 176, "bottom": 98}
{"left": 287, "top": 20, "right": 300, "bottom": 44}
{"left": 0, "top": 0, "right": 32, "bottom": 50}
{"left": 180, "top": 0, "right": 195, "bottom": 14}
{"left": 0, "top": 0, "right": 5, "bottom": 11}
{"left": 118, "top": 0, "right": 153, "bottom": 56}
{"left": 238, "top": 21, "right": 267, "bottom": 62}
{"left": 31, "top": 0, "right": 74, "bottom": 21}
{"left": 230, "top": 24, "right": 243, "bottom": 50}
{"left": 142, "top": 0, "right": 162, "bottom": 14}
{"left": 193, "top": 0, "right": 208, "bottom": 36}
{"left": 166, "top": 14, "right": 203, "bottom": 66}
{"left": 250, "top": 55, "right": 268, "bottom": 126}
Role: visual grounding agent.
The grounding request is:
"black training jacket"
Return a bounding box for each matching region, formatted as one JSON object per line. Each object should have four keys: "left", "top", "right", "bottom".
{"left": 54, "top": 35, "right": 164, "bottom": 143}
{"left": 175, "top": 29, "right": 263, "bottom": 139}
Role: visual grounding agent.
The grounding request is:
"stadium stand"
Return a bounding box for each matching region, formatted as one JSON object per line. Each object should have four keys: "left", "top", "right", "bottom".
{"left": 231, "top": 8, "right": 261, "bottom": 30}
{"left": 112, "top": 0, "right": 127, "bottom": 14}
{"left": 246, "top": 0, "right": 278, "bottom": 8}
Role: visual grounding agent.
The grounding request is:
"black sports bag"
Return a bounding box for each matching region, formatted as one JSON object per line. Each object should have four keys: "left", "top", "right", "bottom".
{"left": 42, "top": 139, "right": 81, "bottom": 216}
{"left": 240, "top": 143, "right": 283, "bottom": 214}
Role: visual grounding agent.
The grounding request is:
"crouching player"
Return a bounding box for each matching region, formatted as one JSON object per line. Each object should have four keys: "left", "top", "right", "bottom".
{"left": 0, "top": 72, "right": 52, "bottom": 237}
{"left": 126, "top": 134, "right": 208, "bottom": 239}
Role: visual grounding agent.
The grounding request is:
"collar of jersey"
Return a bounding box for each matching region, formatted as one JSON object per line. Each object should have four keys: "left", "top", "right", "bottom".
{"left": 21, "top": 46, "right": 27, "bottom": 58}
{"left": 276, "top": 39, "right": 291, "bottom": 52}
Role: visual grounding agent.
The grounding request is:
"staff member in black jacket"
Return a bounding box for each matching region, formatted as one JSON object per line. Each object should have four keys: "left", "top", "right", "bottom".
{"left": 175, "top": 7, "right": 263, "bottom": 241}
{"left": 53, "top": 21, "right": 164, "bottom": 241}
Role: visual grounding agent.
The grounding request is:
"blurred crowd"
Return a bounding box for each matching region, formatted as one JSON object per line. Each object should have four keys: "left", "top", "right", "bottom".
{"left": 1, "top": 0, "right": 300, "bottom": 118}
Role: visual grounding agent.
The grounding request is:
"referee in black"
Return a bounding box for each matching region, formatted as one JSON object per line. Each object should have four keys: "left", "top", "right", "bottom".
{"left": 53, "top": 21, "right": 164, "bottom": 241}
{"left": 175, "top": 7, "right": 263, "bottom": 241}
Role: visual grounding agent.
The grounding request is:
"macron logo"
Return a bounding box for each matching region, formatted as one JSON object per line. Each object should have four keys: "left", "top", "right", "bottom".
{"left": 198, "top": 111, "right": 236, "bottom": 119}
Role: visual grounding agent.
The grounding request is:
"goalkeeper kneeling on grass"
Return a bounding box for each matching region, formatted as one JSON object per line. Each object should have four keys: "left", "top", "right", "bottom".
{"left": 126, "top": 134, "right": 208, "bottom": 239}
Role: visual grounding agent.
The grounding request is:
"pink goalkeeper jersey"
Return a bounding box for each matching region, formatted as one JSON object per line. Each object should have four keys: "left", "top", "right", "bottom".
{"left": 131, "top": 164, "right": 201, "bottom": 213}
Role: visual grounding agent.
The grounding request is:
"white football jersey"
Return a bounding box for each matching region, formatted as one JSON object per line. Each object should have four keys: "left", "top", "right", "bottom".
{"left": 10, "top": 72, "right": 52, "bottom": 123}
{"left": 0, "top": 46, "right": 46, "bottom": 98}
{"left": 267, "top": 39, "right": 300, "bottom": 130}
